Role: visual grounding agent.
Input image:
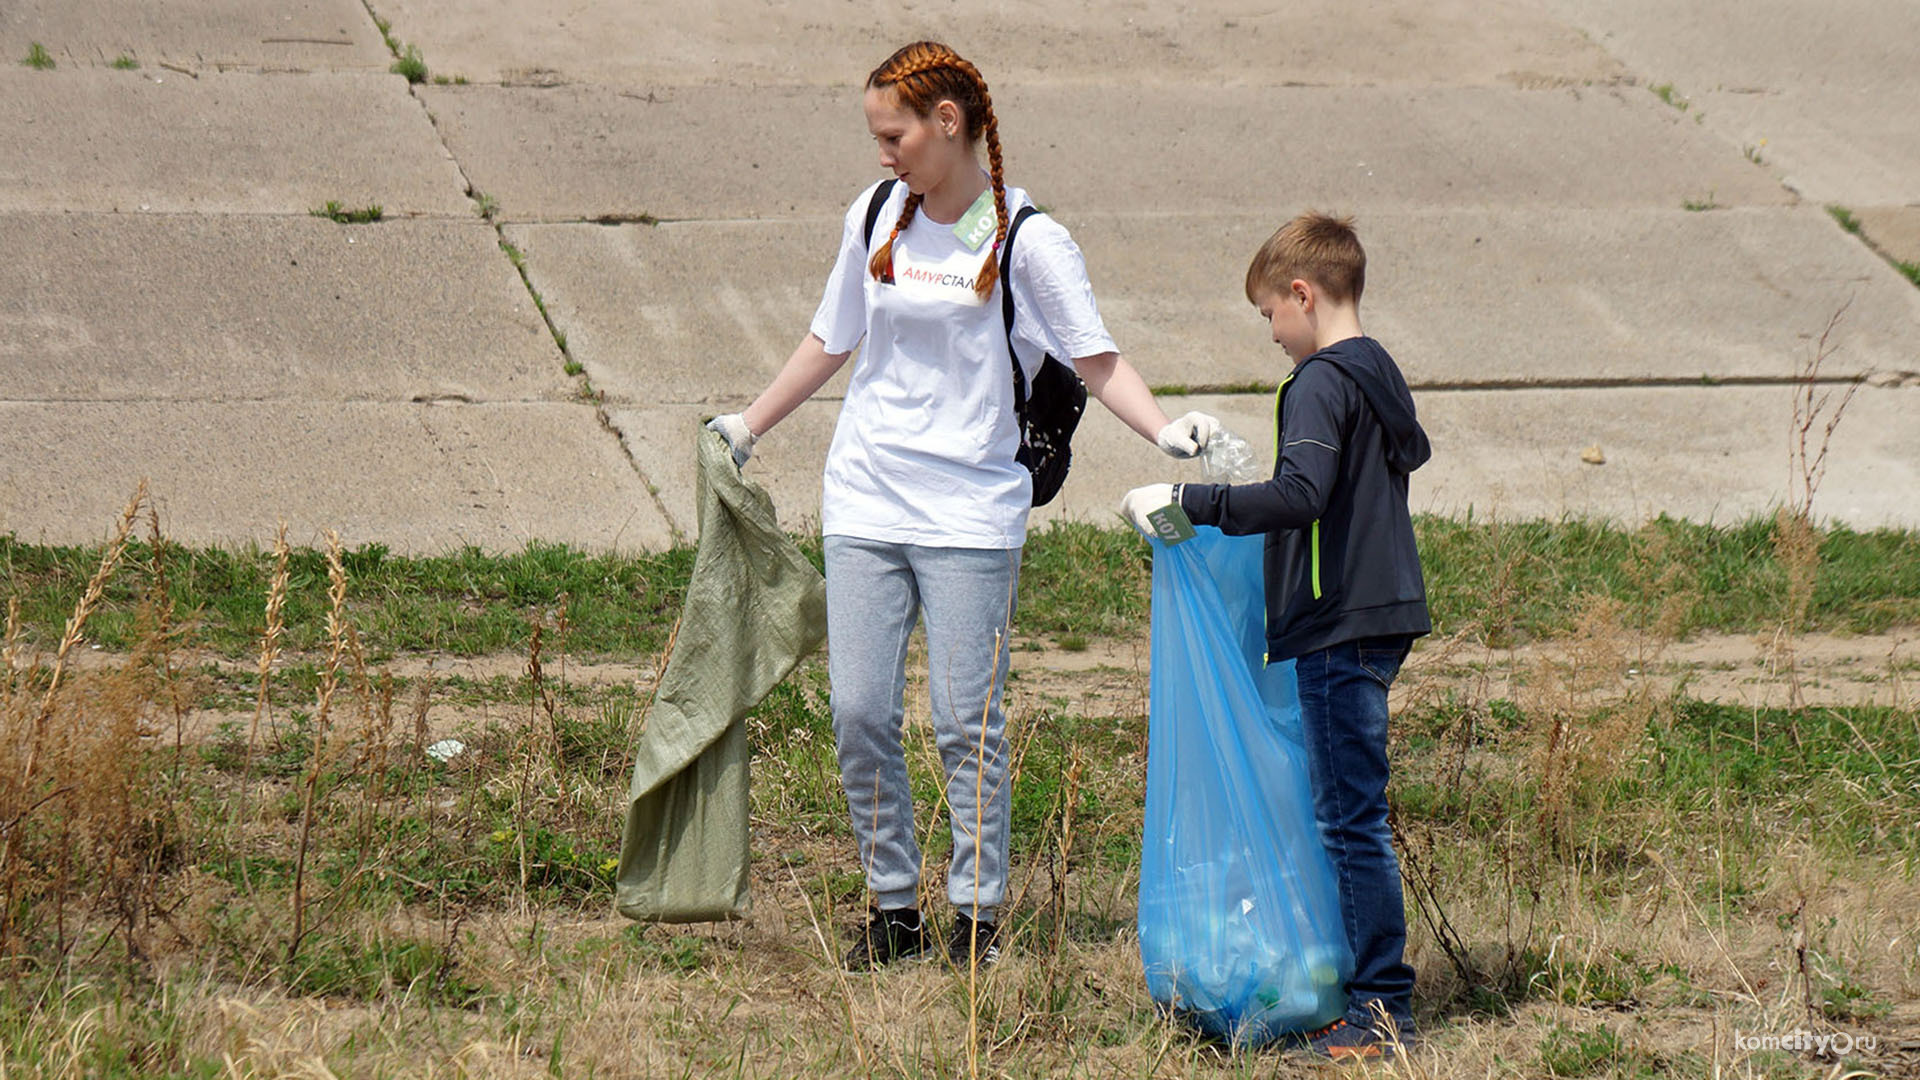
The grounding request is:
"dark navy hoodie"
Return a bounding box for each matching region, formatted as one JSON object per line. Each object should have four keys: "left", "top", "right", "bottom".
{"left": 1178, "top": 336, "right": 1432, "bottom": 661}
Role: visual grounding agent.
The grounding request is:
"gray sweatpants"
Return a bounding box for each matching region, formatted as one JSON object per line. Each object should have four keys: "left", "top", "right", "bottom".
{"left": 823, "top": 536, "right": 1020, "bottom": 920}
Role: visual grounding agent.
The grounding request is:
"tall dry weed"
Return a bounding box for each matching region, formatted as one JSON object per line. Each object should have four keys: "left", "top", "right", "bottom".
{"left": 1772, "top": 303, "right": 1861, "bottom": 713}
{"left": 287, "top": 532, "right": 352, "bottom": 966}
{"left": 0, "top": 482, "right": 187, "bottom": 963}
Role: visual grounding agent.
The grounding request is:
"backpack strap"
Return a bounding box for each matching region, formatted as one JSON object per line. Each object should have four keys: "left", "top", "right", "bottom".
{"left": 1001, "top": 204, "right": 1042, "bottom": 424}
{"left": 866, "top": 183, "right": 1038, "bottom": 424}
{"left": 861, "top": 178, "right": 900, "bottom": 248}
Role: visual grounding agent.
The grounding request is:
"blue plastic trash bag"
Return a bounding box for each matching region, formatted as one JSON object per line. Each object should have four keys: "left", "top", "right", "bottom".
{"left": 1138, "top": 527, "right": 1353, "bottom": 1046}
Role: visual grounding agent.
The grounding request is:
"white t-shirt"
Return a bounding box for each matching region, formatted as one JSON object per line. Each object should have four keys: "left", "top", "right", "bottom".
{"left": 810, "top": 179, "right": 1118, "bottom": 548}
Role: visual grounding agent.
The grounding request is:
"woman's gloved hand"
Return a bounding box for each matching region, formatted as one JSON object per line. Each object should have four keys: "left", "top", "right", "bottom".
{"left": 1156, "top": 411, "right": 1221, "bottom": 458}
{"left": 706, "top": 413, "right": 758, "bottom": 468}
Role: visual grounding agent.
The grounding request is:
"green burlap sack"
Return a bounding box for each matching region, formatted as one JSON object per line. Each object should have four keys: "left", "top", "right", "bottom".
{"left": 615, "top": 428, "right": 826, "bottom": 922}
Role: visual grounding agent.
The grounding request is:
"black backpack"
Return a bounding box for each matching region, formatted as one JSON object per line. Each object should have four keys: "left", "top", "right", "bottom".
{"left": 862, "top": 179, "right": 1088, "bottom": 506}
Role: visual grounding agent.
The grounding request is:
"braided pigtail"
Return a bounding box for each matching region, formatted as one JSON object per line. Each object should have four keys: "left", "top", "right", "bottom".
{"left": 867, "top": 190, "right": 923, "bottom": 284}
{"left": 968, "top": 73, "right": 1009, "bottom": 303}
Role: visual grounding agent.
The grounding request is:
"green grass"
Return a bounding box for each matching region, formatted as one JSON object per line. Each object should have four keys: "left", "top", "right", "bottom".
{"left": 1149, "top": 380, "right": 1279, "bottom": 397}
{"left": 1640, "top": 701, "right": 1920, "bottom": 853}
{"left": 21, "top": 42, "right": 54, "bottom": 70}
{"left": 1396, "top": 697, "right": 1920, "bottom": 860}
{"left": 390, "top": 44, "right": 428, "bottom": 84}
{"left": 1648, "top": 82, "right": 1688, "bottom": 112}
{"left": 1899, "top": 260, "right": 1920, "bottom": 288}
{"left": 1682, "top": 195, "right": 1719, "bottom": 212}
{"left": 110, "top": 54, "right": 139, "bottom": 70}
{"left": 3, "top": 515, "right": 1916, "bottom": 660}
{"left": 1826, "top": 204, "right": 1863, "bottom": 234}
{"left": 1019, "top": 519, "right": 1152, "bottom": 637}
{"left": 1415, "top": 513, "right": 1920, "bottom": 640}
{"left": 0, "top": 535, "right": 694, "bottom": 658}
{"left": 0, "top": 979, "right": 225, "bottom": 1078}
{"left": 285, "top": 932, "right": 483, "bottom": 1004}
{"left": 1538, "top": 1022, "right": 1632, "bottom": 1076}
{"left": 310, "top": 200, "right": 384, "bottom": 224}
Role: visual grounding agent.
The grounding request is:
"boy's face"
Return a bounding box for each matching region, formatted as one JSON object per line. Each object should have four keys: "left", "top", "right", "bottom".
{"left": 1254, "top": 284, "right": 1316, "bottom": 362}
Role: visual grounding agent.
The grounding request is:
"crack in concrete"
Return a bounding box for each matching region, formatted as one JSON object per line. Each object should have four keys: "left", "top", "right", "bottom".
{"left": 348, "top": 0, "right": 681, "bottom": 548}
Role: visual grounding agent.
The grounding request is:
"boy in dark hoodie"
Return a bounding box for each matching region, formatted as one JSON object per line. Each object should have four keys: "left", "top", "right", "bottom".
{"left": 1121, "top": 212, "right": 1432, "bottom": 1061}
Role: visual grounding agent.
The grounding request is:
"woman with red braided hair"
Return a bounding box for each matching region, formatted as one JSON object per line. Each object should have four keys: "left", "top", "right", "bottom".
{"left": 708, "top": 41, "right": 1217, "bottom": 971}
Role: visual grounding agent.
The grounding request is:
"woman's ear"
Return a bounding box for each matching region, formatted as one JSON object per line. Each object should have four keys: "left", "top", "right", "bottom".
{"left": 934, "top": 98, "right": 963, "bottom": 138}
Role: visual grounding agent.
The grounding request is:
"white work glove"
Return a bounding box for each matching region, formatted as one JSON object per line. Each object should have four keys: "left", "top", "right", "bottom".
{"left": 1118, "top": 483, "right": 1176, "bottom": 537}
{"left": 706, "top": 413, "right": 757, "bottom": 468}
{"left": 1156, "top": 411, "right": 1221, "bottom": 459}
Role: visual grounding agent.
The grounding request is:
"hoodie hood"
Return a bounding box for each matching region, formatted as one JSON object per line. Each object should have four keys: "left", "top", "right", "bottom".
{"left": 1304, "top": 337, "right": 1431, "bottom": 473}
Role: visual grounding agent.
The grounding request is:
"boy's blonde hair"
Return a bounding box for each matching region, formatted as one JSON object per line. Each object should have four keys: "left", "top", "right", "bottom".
{"left": 1245, "top": 212, "right": 1365, "bottom": 306}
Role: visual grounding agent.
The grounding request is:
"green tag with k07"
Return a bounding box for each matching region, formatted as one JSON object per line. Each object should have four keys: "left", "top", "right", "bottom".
{"left": 1146, "top": 501, "right": 1196, "bottom": 545}
{"left": 953, "top": 188, "right": 997, "bottom": 251}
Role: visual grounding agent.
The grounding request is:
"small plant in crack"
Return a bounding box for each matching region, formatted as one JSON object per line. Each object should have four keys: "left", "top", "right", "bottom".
{"left": 311, "top": 201, "right": 384, "bottom": 224}
{"left": 390, "top": 44, "right": 428, "bottom": 84}
{"left": 1648, "top": 82, "right": 1688, "bottom": 112}
{"left": 22, "top": 43, "right": 55, "bottom": 70}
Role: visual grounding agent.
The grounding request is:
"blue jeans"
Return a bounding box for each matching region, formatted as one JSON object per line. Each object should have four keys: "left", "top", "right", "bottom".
{"left": 1294, "top": 635, "right": 1417, "bottom": 1039}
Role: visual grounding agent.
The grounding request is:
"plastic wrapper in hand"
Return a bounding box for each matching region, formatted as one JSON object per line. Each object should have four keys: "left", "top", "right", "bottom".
{"left": 1200, "top": 427, "right": 1266, "bottom": 485}
{"left": 1138, "top": 527, "right": 1352, "bottom": 1046}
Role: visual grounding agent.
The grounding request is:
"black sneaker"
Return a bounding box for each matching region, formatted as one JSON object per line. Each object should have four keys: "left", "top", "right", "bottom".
{"left": 843, "top": 907, "right": 931, "bottom": 971}
{"left": 947, "top": 911, "right": 1002, "bottom": 969}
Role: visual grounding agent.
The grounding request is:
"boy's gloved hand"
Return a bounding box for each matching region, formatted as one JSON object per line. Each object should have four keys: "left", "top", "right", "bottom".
{"left": 706, "top": 413, "right": 757, "bottom": 468}
{"left": 1118, "top": 483, "right": 1176, "bottom": 537}
{"left": 1155, "top": 411, "right": 1221, "bottom": 458}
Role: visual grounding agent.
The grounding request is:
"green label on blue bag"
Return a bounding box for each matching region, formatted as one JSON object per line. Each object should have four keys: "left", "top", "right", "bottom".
{"left": 1146, "top": 502, "right": 1196, "bottom": 546}
{"left": 953, "top": 188, "right": 997, "bottom": 251}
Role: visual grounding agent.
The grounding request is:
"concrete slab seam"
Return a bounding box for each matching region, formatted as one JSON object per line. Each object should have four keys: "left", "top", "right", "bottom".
{"left": 320, "top": 0, "right": 673, "bottom": 546}
{"left": 1824, "top": 208, "right": 1920, "bottom": 295}
{"left": 591, "top": 406, "right": 687, "bottom": 548}
{"left": 344, "top": 0, "right": 681, "bottom": 546}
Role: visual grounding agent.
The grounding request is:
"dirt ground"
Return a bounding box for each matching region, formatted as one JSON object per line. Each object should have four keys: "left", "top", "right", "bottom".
{"left": 99, "top": 626, "right": 1918, "bottom": 753}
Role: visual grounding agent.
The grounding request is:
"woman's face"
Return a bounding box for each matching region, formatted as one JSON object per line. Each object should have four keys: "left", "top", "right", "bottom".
{"left": 864, "top": 86, "right": 962, "bottom": 195}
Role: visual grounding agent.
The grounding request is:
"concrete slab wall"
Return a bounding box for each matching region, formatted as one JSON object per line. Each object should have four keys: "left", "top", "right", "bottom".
{"left": 422, "top": 83, "right": 1792, "bottom": 224}
{"left": 0, "top": 70, "right": 470, "bottom": 216}
{"left": 505, "top": 208, "right": 1916, "bottom": 409}
{"left": 371, "top": 0, "right": 1625, "bottom": 89}
{"left": 0, "top": 402, "right": 670, "bottom": 552}
{"left": 1542, "top": 0, "right": 1920, "bottom": 206}
{"left": 3, "top": 0, "right": 1916, "bottom": 549}
{"left": 1, "top": 0, "right": 392, "bottom": 71}
{"left": 614, "top": 383, "right": 1920, "bottom": 539}
{"left": 0, "top": 213, "right": 569, "bottom": 402}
